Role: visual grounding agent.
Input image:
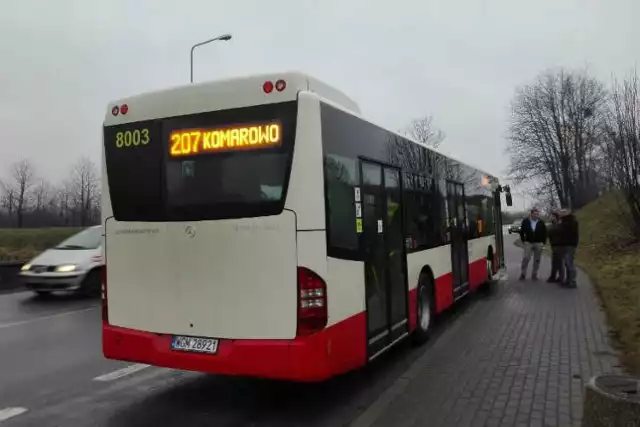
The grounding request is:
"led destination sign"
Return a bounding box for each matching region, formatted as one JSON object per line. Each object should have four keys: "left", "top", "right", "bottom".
{"left": 169, "top": 122, "right": 282, "bottom": 157}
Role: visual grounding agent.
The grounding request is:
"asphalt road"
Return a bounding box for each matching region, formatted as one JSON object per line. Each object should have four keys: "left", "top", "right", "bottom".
{"left": 0, "top": 235, "right": 518, "bottom": 427}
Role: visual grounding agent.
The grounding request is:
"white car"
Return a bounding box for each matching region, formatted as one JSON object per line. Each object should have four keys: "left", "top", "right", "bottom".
{"left": 19, "top": 226, "right": 104, "bottom": 296}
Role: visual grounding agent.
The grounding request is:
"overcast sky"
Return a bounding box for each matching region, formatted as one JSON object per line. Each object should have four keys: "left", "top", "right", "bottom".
{"left": 1, "top": 0, "right": 638, "bottom": 210}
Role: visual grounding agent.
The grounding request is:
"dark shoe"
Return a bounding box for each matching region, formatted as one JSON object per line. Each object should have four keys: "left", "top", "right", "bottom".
{"left": 532, "top": 275, "right": 538, "bottom": 281}
{"left": 519, "top": 274, "right": 525, "bottom": 281}
{"left": 547, "top": 277, "right": 557, "bottom": 283}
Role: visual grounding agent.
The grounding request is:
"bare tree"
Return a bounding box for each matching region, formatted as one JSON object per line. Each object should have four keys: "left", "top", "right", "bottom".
{"left": 6, "top": 159, "right": 36, "bottom": 228}
{"left": 403, "top": 115, "right": 446, "bottom": 149}
{"left": 32, "top": 179, "right": 54, "bottom": 213}
{"left": 51, "top": 181, "right": 73, "bottom": 225}
{"left": 602, "top": 69, "right": 640, "bottom": 240}
{"left": 507, "top": 68, "right": 608, "bottom": 209}
{"left": 0, "top": 180, "right": 16, "bottom": 219}
{"left": 0, "top": 156, "right": 104, "bottom": 228}
{"left": 68, "top": 157, "right": 100, "bottom": 226}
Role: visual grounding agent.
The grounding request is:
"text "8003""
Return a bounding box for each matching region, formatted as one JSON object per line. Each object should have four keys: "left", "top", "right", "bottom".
{"left": 115, "top": 129, "right": 150, "bottom": 148}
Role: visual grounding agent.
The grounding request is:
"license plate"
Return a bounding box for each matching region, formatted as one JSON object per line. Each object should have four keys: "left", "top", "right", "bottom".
{"left": 171, "top": 335, "right": 219, "bottom": 354}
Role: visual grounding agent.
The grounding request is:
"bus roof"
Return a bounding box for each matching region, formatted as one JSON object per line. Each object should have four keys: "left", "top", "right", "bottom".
{"left": 104, "top": 71, "right": 360, "bottom": 125}
{"left": 104, "top": 71, "right": 498, "bottom": 184}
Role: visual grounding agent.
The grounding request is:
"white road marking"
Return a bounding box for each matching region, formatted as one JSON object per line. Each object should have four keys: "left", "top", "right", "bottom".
{"left": 0, "top": 307, "right": 98, "bottom": 330}
{"left": 93, "top": 363, "right": 151, "bottom": 382}
{"left": 0, "top": 407, "right": 28, "bottom": 422}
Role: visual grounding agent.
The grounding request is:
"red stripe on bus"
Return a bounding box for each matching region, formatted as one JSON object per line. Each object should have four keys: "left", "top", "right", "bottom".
{"left": 103, "top": 257, "right": 491, "bottom": 381}
{"left": 103, "top": 312, "right": 367, "bottom": 383}
{"left": 408, "top": 287, "right": 418, "bottom": 332}
{"left": 468, "top": 257, "right": 488, "bottom": 291}
{"left": 433, "top": 257, "right": 488, "bottom": 314}
{"left": 434, "top": 273, "right": 454, "bottom": 313}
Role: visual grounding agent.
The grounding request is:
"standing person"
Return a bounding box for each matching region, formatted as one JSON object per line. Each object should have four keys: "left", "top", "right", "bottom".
{"left": 546, "top": 210, "right": 565, "bottom": 283}
{"left": 559, "top": 208, "right": 579, "bottom": 288}
{"left": 519, "top": 207, "right": 548, "bottom": 281}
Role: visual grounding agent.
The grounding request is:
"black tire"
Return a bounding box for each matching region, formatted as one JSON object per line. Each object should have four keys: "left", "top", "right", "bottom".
{"left": 412, "top": 274, "right": 435, "bottom": 345}
{"left": 79, "top": 269, "right": 101, "bottom": 297}
{"left": 35, "top": 291, "right": 52, "bottom": 298}
{"left": 480, "top": 252, "right": 495, "bottom": 294}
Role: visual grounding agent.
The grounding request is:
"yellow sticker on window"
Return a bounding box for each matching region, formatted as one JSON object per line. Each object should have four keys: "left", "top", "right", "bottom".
{"left": 356, "top": 218, "right": 363, "bottom": 234}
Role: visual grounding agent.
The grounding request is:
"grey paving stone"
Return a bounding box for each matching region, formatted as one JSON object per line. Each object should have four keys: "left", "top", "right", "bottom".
{"left": 364, "top": 238, "right": 622, "bottom": 427}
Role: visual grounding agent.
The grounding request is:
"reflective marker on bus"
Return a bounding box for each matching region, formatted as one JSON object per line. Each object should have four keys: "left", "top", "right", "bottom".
{"left": 100, "top": 72, "right": 512, "bottom": 382}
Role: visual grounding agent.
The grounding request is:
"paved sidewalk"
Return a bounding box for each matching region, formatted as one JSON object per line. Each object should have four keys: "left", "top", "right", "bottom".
{"left": 353, "top": 236, "right": 622, "bottom": 427}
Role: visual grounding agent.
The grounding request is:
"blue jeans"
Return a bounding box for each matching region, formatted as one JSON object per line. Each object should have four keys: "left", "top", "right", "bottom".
{"left": 564, "top": 246, "right": 577, "bottom": 287}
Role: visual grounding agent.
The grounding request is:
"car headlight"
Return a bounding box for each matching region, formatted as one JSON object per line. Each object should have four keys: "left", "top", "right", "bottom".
{"left": 55, "top": 264, "right": 77, "bottom": 273}
{"left": 21, "top": 263, "right": 31, "bottom": 272}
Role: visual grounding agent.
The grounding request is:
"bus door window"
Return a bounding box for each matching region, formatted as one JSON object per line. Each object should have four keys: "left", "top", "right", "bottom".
{"left": 360, "top": 162, "right": 387, "bottom": 336}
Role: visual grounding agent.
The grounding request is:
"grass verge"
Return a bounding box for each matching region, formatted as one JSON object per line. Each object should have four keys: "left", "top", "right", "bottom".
{"left": 514, "top": 193, "right": 640, "bottom": 375}
{"left": 0, "top": 227, "right": 82, "bottom": 262}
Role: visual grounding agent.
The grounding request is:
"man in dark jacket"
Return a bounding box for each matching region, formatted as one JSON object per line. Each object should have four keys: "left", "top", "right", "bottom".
{"left": 559, "top": 209, "right": 579, "bottom": 288}
{"left": 519, "top": 207, "right": 548, "bottom": 280}
{"left": 547, "top": 210, "right": 565, "bottom": 283}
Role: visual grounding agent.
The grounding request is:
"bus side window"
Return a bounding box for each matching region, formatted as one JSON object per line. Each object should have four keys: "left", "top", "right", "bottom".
{"left": 324, "top": 154, "right": 360, "bottom": 253}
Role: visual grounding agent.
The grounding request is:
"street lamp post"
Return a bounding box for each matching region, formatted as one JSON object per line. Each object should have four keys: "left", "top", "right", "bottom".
{"left": 190, "top": 34, "right": 232, "bottom": 83}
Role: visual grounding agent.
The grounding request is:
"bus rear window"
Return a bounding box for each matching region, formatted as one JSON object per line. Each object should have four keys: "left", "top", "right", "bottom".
{"left": 165, "top": 151, "right": 290, "bottom": 220}
{"left": 103, "top": 101, "right": 297, "bottom": 222}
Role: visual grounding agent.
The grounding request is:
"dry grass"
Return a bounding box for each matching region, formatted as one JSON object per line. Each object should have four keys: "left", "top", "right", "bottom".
{"left": 0, "top": 227, "right": 82, "bottom": 262}
{"left": 574, "top": 192, "right": 640, "bottom": 375}
{"left": 511, "top": 194, "right": 640, "bottom": 373}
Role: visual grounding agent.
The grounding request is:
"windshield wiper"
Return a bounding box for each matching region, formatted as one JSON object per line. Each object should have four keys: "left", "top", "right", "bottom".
{"left": 55, "top": 244, "right": 88, "bottom": 250}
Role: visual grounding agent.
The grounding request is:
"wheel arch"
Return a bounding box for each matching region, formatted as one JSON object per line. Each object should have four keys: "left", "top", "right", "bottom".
{"left": 412, "top": 264, "right": 436, "bottom": 344}
{"left": 486, "top": 245, "right": 495, "bottom": 274}
{"left": 417, "top": 265, "right": 436, "bottom": 309}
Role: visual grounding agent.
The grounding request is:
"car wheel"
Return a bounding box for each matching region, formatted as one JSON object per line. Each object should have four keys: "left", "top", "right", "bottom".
{"left": 413, "top": 275, "right": 435, "bottom": 345}
{"left": 35, "top": 291, "right": 52, "bottom": 298}
{"left": 80, "top": 269, "right": 101, "bottom": 297}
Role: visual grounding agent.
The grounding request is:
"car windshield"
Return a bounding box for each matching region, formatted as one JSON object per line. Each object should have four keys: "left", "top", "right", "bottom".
{"left": 55, "top": 227, "right": 102, "bottom": 250}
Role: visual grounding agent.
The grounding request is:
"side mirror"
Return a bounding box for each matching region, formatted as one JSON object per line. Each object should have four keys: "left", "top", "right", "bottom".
{"left": 506, "top": 192, "right": 513, "bottom": 207}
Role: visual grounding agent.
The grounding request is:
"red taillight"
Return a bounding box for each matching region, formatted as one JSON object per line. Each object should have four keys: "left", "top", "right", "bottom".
{"left": 120, "top": 104, "right": 129, "bottom": 115}
{"left": 297, "top": 267, "right": 328, "bottom": 336}
{"left": 101, "top": 267, "right": 108, "bottom": 323}
{"left": 275, "top": 79, "right": 286, "bottom": 92}
{"left": 111, "top": 106, "right": 119, "bottom": 116}
{"left": 263, "top": 81, "right": 274, "bottom": 94}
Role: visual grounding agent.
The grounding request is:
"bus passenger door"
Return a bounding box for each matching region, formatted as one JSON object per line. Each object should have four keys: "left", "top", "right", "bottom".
{"left": 447, "top": 181, "right": 470, "bottom": 300}
{"left": 493, "top": 190, "right": 505, "bottom": 268}
{"left": 360, "top": 161, "right": 408, "bottom": 359}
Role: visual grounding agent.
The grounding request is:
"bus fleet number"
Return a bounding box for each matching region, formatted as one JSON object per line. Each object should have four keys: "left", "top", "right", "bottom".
{"left": 115, "top": 129, "right": 150, "bottom": 148}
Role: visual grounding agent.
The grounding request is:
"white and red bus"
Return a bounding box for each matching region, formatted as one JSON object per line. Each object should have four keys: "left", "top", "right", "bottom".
{"left": 101, "top": 72, "right": 512, "bottom": 382}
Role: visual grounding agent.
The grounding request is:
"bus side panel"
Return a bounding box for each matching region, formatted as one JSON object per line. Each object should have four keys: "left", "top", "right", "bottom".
{"left": 406, "top": 245, "right": 453, "bottom": 325}
{"left": 326, "top": 257, "right": 367, "bottom": 371}
{"left": 290, "top": 96, "right": 367, "bottom": 374}
{"left": 467, "top": 235, "right": 495, "bottom": 290}
{"left": 284, "top": 92, "right": 325, "bottom": 230}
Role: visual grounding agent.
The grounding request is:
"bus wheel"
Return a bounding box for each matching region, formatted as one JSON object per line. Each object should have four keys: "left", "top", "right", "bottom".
{"left": 486, "top": 256, "right": 494, "bottom": 281}
{"left": 480, "top": 255, "right": 495, "bottom": 294}
{"left": 413, "top": 275, "right": 434, "bottom": 345}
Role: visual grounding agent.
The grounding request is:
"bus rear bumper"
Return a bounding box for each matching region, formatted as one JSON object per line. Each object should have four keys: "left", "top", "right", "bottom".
{"left": 102, "top": 314, "right": 366, "bottom": 382}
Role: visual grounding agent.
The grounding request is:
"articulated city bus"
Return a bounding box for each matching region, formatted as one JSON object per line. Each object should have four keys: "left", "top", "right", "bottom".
{"left": 101, "top": 72, "right": 512, "bottom": 382}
